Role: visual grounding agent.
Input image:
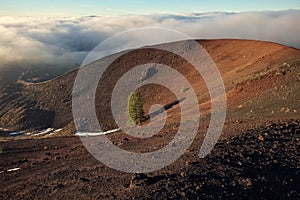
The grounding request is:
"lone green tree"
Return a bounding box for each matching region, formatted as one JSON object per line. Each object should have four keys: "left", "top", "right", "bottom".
{"left": 128, "top": 91, "right": 145, "bottom": 125}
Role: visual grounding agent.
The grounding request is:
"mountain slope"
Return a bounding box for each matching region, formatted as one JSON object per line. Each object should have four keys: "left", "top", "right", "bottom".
{"left": 0, "top": 39, "right": 299, "bottom": 132}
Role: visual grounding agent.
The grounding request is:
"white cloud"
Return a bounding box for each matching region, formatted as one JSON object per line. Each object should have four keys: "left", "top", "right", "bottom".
{"left": 0, "top": 10, "right": 299, "bottom": 73}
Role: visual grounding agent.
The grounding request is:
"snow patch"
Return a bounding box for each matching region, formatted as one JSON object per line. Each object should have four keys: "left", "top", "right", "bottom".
{"left": 7, "top": 168, "right": 20, "bottom": 172}
{"left": 0, "top": 168, "right": 20, "bottom": 174}
{"left": 0, "top": 127, "right": 9, "bottom": 132}
{"left": 9, "top": 132, "right": 24, "bottom": 136}
{"left": 75, "top": 128, "right": 121, "bottom": 137}
{"left": 32, "top": 128, "right": 54, "bottom": 136}
{"left": 1, "top": 127, "right": 63, "bottom": 137}
{"left": 53, "top": 128, "right": 63, "bottom": 133}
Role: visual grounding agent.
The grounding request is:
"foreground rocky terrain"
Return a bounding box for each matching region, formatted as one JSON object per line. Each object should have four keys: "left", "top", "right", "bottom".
{"left": 0, "top": 120, "right": 299, "bottom": 199}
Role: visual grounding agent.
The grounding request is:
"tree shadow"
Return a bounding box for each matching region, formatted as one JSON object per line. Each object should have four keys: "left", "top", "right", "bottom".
{"left": 147, "top": 97, "right": 186, "bottom": 119}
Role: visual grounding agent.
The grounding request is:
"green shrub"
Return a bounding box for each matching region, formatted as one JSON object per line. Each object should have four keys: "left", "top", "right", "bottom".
{"left": 181, "top": 86, "right": 188, "bottom": 93}
{"left": 128, "top": 91, "right": 145, "bottom": 125}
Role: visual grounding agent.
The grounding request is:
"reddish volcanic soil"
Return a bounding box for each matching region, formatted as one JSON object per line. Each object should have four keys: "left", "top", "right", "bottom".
{"left": 0, "top": 39, "right": 300, "bottom": 199}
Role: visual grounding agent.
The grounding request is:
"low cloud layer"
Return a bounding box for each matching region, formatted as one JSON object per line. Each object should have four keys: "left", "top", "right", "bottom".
{"left": 0, "top": 10, "right": 299, "bottom": 75}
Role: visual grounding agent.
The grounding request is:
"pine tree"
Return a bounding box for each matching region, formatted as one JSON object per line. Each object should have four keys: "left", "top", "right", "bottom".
{"left": 128, "top": 91, "right": 145, "bottom": 124}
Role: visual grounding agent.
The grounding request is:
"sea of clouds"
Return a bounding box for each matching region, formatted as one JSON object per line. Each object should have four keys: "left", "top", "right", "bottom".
{"left": 0, "top": 10, "right": 299, "bottom": 74}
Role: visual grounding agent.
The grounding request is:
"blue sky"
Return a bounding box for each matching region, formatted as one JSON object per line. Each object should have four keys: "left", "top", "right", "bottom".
{"left": 1, "top": 0, "right": 300, "bottom": 16}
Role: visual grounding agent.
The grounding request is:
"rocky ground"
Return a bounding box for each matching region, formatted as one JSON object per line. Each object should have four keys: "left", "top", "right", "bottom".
{"left": 0, "top": 119, "right": 299, "bottom": 199}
